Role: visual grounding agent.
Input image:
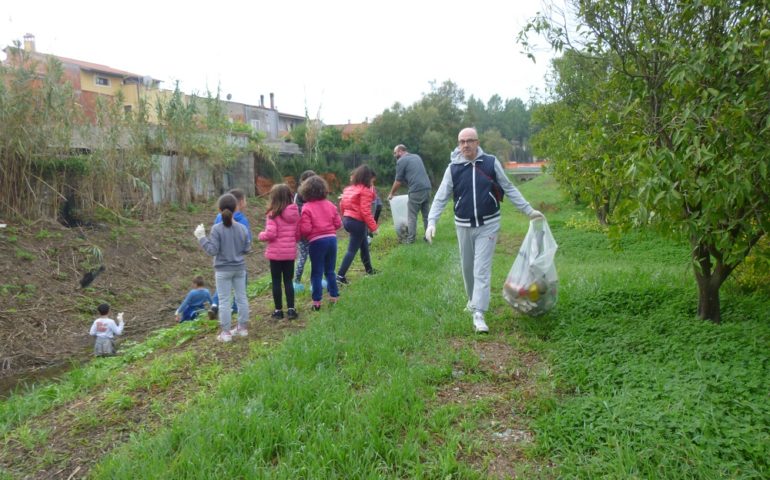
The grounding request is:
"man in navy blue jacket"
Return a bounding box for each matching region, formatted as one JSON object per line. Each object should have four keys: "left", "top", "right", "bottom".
{"left": 426, "top": 128, "right": 544, "bottom": 333}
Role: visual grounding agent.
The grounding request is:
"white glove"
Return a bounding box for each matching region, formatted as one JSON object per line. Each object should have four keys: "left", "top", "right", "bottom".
{"left": 194, "top": 223, "right": 206, "bottom": 239}
{"left": 528, "top": 210, "right": 544, "bottom": 219}
{"left": 425, "top": 225, "right": 436, "bottom": 244}
{"left": 117, "top": 312, "right": 124, "bottom": 324}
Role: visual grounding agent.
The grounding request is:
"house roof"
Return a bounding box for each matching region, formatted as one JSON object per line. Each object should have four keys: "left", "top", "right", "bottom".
{"left": 52, "top": 53, "right": 147, "bottom": 79}
{"left": 330, "top": 122, "right": 368, "bottom": 139}
{"left": 3, "top": 45, "right": 154, "bottom": 81}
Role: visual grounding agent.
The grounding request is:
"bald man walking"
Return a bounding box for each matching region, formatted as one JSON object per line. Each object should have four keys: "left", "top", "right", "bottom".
{"left": 387, "top": 144, "right": 432, "bottom": 243}
{"left": 426, "top": 128, "right": 543, "bottom": 333}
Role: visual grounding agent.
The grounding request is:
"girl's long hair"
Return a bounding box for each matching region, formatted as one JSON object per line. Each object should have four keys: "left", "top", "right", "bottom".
{"left": 218, "top": 193, "right": 238, "bottom": 226}
{"left": 267, "top": 184, "right": 293, "bottom": 218}
{"left": 350, "top": 164, "right": 375, "bottom": 187}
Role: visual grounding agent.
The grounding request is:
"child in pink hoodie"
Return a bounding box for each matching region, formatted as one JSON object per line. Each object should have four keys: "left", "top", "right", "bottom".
{"left": 298, "top": 175, "right": 342, "bottom": 311}
{"left": 258, "top": 184, "right": 300, "bottom": 320}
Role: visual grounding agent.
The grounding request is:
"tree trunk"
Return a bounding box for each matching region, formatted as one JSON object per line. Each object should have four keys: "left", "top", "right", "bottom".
{"left": 692, "top": 240, "right": 731, "bottom": 324}
{"left": 694, "top": 273, "right": 721, "bottom": 324}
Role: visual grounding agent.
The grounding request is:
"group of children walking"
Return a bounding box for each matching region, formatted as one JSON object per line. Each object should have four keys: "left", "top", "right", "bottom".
{"left": 92, "top": 166, "right": 383, "bottom": 353}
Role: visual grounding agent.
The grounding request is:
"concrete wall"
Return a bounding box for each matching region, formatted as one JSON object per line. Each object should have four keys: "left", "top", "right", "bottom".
{"left": 151, "top": 154, "right": 254, "bottom": 205}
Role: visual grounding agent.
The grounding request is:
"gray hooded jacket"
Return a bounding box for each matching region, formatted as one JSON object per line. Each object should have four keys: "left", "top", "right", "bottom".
{"left": 428, "top": 146, "right": 534, "bottom": 228}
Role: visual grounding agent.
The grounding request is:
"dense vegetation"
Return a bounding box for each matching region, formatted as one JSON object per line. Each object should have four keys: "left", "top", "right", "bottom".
{"left": 0, "top": 45, "right": 265, "bottom": 220}
{"left": 522, "top": 0, "right": 769, "bottom": 322}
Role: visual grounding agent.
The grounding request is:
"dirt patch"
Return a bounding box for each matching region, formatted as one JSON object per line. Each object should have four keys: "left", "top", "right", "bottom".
{"left": 0, "top": 202, "right": 271, "bottom": 395}
{"left": 437, "top": 337, "right": 550, "bottom": 479}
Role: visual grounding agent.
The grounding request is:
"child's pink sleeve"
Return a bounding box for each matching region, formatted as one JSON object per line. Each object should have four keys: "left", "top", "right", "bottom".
{"left": 258, "top": 215, "right": 277, "bottom": 242}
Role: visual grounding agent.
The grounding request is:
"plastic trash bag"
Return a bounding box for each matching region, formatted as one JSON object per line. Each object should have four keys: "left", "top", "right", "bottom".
{"left": 503, "top": 218, "right": 558, "bottom": 316}
{"left": 389, "top": 195, "right": 409, "bottom": 242}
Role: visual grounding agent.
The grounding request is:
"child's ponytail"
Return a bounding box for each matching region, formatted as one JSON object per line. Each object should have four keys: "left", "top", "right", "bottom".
{"left": 218, "top": 193, "right": 238, "bottom": 227}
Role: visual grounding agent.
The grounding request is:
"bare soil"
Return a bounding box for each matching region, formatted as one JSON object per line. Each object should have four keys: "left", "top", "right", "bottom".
{"left": 0, "top": 203, "right": 269, "bottom": 395}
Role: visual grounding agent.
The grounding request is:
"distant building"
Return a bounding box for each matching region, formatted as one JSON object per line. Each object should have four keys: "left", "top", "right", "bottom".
{"left": 329, "top": 119, "right": 369, "bottom": 140}
{"left": 223, "top": 93, "right": 304, "bottom": 155}
{"left": 2, "top": 33, "right": 306, "bottom": 154}
{"left": 2, "top": 33, "right": 161, "bottom": 123}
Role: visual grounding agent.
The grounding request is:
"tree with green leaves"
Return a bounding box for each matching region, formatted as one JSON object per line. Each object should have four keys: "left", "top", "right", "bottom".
{"left": 522, "top": 0, "right": 770, "bottom": 322}
{"left": 530, "top": 49, "right": 635, "bottom": 224}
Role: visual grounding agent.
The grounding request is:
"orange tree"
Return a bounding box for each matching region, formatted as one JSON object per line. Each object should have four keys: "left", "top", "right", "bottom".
{"left": 522, "top": 0, "right": 770, "bottom": 322}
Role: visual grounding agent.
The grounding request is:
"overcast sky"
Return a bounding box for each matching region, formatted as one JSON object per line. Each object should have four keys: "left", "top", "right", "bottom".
{"left": 3, "top": 0, "right": 553, "bottom": 125}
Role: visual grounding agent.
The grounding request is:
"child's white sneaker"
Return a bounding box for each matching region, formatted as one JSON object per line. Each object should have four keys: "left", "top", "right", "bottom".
{"left": 230, "top": 325, "right": 248, "bottom": 337}
{"left": 217, "top": 331, "right": 233, "bottom": 342}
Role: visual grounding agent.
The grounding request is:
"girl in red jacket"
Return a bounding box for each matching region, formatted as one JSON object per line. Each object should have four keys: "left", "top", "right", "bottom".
{"left": 298, "top": 175, "right": 342, "bottom": 311}
{"left": 258, "top": 184, "right": 300, "bottom": 320}
{"left": 336, "top": 165, "right": 379, "bottom": 284}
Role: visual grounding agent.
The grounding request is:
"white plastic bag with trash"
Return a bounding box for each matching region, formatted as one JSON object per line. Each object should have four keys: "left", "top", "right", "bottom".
{"left": 389, "top": 195, "right": 409, "bottom": 242}
{"left": 503, "top": 218, "right": 558, "bottom": 316}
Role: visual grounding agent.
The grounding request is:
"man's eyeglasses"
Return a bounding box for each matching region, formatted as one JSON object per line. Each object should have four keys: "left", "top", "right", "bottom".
{"left": 458, "top": 139, "right": 478, "bottom": 145}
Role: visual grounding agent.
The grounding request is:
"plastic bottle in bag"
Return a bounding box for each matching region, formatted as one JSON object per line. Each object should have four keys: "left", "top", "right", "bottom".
{"left": 503, "top": 218, "right": 558, "bottom": 316}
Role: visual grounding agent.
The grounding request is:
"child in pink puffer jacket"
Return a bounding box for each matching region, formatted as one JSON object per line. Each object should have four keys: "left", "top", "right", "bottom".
{"left": 258, "top": 184, "right": 300, "bottom": 320}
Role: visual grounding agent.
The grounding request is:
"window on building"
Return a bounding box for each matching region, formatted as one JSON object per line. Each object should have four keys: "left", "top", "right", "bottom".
{"left": 95, "top": 76, "right": 110, "bottom": 87}
{"left": 250, "top": 119, "right": 260, "bottom": 131}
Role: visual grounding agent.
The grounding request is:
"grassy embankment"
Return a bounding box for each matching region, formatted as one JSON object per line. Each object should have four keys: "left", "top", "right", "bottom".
{"left": 2, "top": 174, "right": 768, "bottom": 479}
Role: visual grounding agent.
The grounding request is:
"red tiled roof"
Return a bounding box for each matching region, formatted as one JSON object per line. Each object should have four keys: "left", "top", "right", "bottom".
{"left": 48, "top": 53, "right": 145, "bottom": 79}
{"left": 3, "top": 46, "right": 148, "bottom": 80}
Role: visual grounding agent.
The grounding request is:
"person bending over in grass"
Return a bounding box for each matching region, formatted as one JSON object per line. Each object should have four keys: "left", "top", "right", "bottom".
{"left": 89, "top": 303, "right": 125, "bottom": 356}
{"left": 298, "top": 175, "right": 341, "bottom": 311}
{"left": 336, "top": 164, "right": 379, "bottom": 285}
{"left": 258, "top": 184, "right": 301, "bottom": 320}
{"left": 195, "top": 193, "right": 251, "bottom": 342}
{"left": 175, "top": 276, "right": 213, "bottom": 322}
{"left": 426, "top": 127, "right": 544, "bottom": 334}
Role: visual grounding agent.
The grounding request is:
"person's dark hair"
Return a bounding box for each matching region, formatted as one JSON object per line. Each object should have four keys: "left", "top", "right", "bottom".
{"left": 228, "top": 188, "right": 246, "bottom": 207}
{"left": 97, "top": 303, "right": 110, "bottom": 315}
{"left": 267, "top": 184, "right": 293, "bottom": 218}
{"left": 299, "top": 170, "right": 316, "bottom": 183}
{"left": 193, "top": 276, "right": 205, "bottom": 287}
{"left": 218, "top": 193, "right": 238, "bottom": 226}
{"left": 350, "top": 164, "right": 375, "bottom": 187}
{"left": 298, "top": 175, "right": 328, "bottom": 201}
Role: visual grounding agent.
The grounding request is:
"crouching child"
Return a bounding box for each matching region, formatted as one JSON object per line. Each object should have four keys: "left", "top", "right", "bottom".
{"left": 89, "top": 303, "right": 125, "bottom": 356}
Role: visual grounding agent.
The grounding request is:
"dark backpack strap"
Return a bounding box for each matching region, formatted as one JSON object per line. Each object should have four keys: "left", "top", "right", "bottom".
{"left": 473, "top": 160, "right": 503, "bottom": 201}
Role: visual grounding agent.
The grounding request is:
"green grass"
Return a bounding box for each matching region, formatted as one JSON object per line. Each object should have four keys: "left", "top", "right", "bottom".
{"left": 512, "top": 179, "right": 770, "bottom": 479}
{"left": 2, "top": 175, "right": 767, "bottom": 478}
{"left": 0, "top": 320, "right": 212, "bottom": 435}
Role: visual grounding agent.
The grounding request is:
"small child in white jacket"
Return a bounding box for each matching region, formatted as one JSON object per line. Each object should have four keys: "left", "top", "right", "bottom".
{"left": 89, "top": 303, "right": 125, "bottom": 356}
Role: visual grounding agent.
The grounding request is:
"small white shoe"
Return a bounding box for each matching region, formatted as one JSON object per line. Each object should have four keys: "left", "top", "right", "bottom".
{"left": 472, "top": 311, "right": 489, "bottom": 333}
{"left": 230, "top": 326, "right": 248, "bottom": 337}
{"left": 217, "top": 331, "right": 233, "bottom": 342}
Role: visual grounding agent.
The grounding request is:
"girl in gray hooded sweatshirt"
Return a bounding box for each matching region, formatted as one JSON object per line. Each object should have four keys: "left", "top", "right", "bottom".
{"left": 195, "top": 193, "right": 251, "bottom": 342}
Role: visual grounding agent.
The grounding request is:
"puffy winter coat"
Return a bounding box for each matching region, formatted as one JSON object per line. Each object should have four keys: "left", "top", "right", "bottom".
{"left": 299, "top": 199, "right": 342, "bottom": 242}
{"left": 340, "top": 184, "right": 378, "bottom": 232}
{"left": 258, "top": 204, "right": 300, "bottom": 260}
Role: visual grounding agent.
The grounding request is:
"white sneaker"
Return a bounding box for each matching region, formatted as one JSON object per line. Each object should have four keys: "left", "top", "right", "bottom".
{"left": 217, "top": 331, "right": 233, "bottom": 342}
{"left": 472, "top": 311, "right": 489, "bottom": 333}
{"left": 230, "top": 326, "right": 248, "bottom": 337}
